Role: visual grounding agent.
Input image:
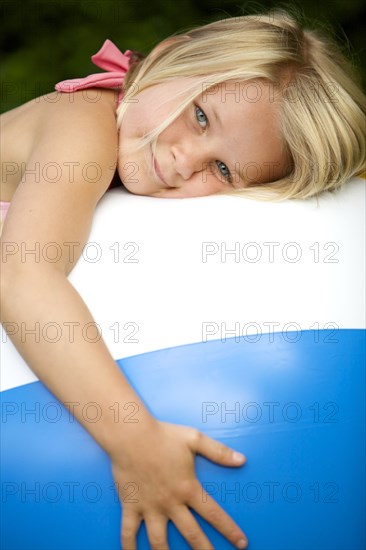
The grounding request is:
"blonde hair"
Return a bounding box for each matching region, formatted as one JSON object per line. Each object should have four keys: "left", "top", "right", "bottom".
{"left": 116, "top": 9, "right": 366, "bottom": 201}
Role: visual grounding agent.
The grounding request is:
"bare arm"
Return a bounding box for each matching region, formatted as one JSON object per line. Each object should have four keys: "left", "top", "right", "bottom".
{"left": 1, "top": 92, "right": 154, "bottom": 449}
{"left": 1, "top": 92, "right": 247, "bottom": 550}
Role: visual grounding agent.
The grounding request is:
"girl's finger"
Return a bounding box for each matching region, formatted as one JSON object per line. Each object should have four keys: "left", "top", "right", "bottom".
{"left": 145, "top": 514, "right": 169, "bottom": 550}
{"left": 121, "top": 511, "right": 142, "bottom": 550}
{"left": 170, "top": 505, "right": 214, "bottom": 550}
{"left": 190, "top": 490, "right": 248, "bottom": 549}
{"left": 190, "top": 430, "right": 246, "bottom": 467}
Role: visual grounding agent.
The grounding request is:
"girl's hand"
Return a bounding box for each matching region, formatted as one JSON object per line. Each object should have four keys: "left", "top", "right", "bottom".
{"left": 111, "top": 420, "right": 248, "bottom": 550}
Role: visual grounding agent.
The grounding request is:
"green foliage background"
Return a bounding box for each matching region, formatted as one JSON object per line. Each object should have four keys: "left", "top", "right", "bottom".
{"left": 1, "top": 0, "right": 365, "bottom": 113}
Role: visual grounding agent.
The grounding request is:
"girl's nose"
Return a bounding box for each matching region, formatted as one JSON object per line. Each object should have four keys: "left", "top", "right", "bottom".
{"left": 171, "top": 141, "right": 208, "bottom": 181}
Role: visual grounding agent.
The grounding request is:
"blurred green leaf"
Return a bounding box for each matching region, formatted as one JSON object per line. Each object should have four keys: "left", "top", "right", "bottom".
{"left": 1, "top": 0, "right": 365, "bottom": 112}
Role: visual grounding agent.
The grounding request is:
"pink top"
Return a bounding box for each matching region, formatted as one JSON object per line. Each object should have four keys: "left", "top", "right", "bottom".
{"left": 55, "top": 39, "right": 133, "bottom": 106}
{"left": 1, "top": 41, "right": 132, "bottom": 229}
{"left": 0, "top": 201, "right": 10, "bottom": 225}
{"left": 0, "top": 201, "right": 10, "bottom": 236}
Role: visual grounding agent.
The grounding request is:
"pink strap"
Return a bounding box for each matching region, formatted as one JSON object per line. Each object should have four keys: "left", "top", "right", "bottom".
{"left": 55, "top": 40, "right": 132, "bottom": 104}
{"left": 0, "top": 201, "right": 10, "bottom": 231}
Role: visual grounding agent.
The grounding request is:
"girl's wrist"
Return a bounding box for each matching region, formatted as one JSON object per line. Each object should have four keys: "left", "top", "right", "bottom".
{"left": 102, "top": 405, "right": 158, "bottom": 457}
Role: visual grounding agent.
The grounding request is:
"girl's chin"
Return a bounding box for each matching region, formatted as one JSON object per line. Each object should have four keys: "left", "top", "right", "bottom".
{"left": 121, "top": 181, "right": 158, "bottom": 196}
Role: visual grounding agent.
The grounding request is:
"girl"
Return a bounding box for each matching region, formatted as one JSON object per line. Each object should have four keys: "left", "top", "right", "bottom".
{"left": 1, "top": 9, "right": 365, "bottom": 550}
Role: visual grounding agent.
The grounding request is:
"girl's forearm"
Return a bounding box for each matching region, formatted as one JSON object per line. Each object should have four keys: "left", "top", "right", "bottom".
{"left": 1, "top": 269, "right": 155, "bottom": 454}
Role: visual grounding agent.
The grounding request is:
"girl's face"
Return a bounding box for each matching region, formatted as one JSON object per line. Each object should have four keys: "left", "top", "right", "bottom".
{"left": 117, "top": 79, "right": 290, "bottom": 198}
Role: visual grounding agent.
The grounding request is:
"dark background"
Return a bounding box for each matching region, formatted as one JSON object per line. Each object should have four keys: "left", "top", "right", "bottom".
{"left": 1, "top": 0, "right": 365, "bottom": 113}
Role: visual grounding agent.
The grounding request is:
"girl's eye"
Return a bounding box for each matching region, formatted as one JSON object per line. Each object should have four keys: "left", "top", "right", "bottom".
{"left": 194, "top": 105, "right": 233, "bottom": 184}
{"left": 195, "top": 105, "right": 207, "bottom": 128}
{"left": 216, "top": 161, "right": 231, "bottom": 182}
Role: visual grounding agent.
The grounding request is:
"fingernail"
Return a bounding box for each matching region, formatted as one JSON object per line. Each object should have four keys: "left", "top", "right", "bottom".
{"left": 237, "top": 538, "right": 248, "bottom": 549}
{"left": 233, "top": 452, "right": 245, "bottom": 464}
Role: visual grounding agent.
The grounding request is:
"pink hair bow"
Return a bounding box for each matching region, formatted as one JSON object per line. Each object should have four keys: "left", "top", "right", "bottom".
{"left": 55, "top": 39, "right": 132, "bottom": 102}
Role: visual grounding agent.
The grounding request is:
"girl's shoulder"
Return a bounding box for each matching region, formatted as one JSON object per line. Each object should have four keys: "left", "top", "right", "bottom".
{"left": 1, "top": 89, "right": 119, "bottom": 201}
{"left": 32, "top": 88, "right": 120, "bottom": 142}
{"left": 1, "top": 88, "right": 118, "bottom": 127}
{"left": 2, "top": 87, "right": 118, "bottom": 147}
